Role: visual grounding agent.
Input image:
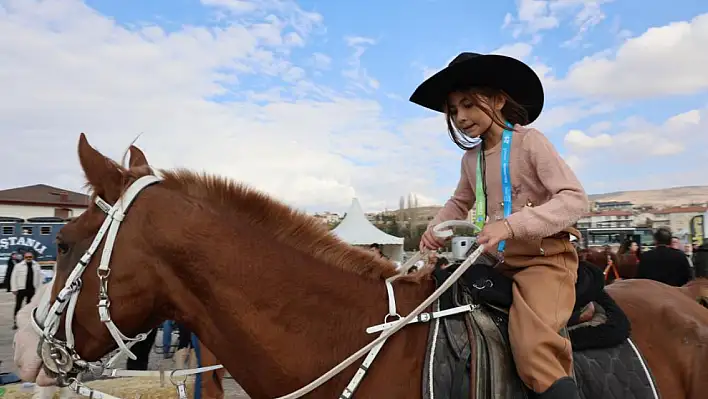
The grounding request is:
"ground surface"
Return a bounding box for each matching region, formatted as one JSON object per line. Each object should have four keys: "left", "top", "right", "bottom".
{"left": 0, "top": 290, "right": 250, "bottom": 398}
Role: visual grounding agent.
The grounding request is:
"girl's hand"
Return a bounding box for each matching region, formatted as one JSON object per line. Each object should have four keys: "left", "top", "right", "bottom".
{"left": 420, "top": 227, "right": 446, "bottom": 251}
{"left": 477, "top": 220, "right": 512, "bottom": 251}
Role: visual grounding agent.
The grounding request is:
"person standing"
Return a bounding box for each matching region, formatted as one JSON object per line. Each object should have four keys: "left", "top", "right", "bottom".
{"left": 2, "top": 252, "right": 21, "bottom": 291}
{"left": 10, "top": 251, "right": 42, "bottom": 329}
{"left": 636, "top": 227, "right": 693, "bottom": 287}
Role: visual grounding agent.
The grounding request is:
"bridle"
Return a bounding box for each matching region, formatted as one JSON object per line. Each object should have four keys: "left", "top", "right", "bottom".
{"left": 30, "top": 175, "right": 162, "bottom": 385}
{"left": 24, "top": 174, "right": 486, "bottom": 399}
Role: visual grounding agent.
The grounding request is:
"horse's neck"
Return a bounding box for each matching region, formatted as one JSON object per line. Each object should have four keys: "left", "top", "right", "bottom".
{"left": 157, "top": 220, "right": 431, "bottom": 397}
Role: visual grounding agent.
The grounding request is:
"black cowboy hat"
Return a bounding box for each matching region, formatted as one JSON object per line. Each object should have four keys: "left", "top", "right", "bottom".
{"left": 409, "top": 52, "right": 544, "bottom": 124}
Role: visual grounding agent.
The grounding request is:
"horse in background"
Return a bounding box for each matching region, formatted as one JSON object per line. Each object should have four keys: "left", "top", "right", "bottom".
{"left": 578, "top": 246, "right": 623, "bottom": 283}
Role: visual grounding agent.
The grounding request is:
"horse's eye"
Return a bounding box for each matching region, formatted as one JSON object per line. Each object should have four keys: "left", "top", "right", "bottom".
{"left": 57, "top": 242, "right": 69, "bottom": 254}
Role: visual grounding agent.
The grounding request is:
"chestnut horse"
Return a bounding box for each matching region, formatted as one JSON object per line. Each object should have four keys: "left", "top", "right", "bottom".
{"left": 578, "top": 247, "right": 623, "bottom": 283}
{"left": 14, "top": 135, "right": 708, "bottom": 398}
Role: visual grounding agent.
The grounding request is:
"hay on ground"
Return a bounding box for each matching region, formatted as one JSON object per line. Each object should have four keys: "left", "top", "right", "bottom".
{"left": 3, "top": 376, "right": 195, "bottom": 398}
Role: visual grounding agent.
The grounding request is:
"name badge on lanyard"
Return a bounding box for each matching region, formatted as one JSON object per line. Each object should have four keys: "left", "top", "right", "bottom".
{"left": 474, "top": 122, "right": 513, "bottom": 252}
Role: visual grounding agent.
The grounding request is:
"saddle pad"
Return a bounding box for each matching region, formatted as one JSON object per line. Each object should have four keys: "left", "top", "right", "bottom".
{"left": 574, "top": 338, "right": 660, "bottom": 399}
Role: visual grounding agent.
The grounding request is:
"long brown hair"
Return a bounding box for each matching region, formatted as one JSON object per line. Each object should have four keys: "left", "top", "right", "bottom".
{"left": 444, "top": 87, "right": 529, "bottom": 150}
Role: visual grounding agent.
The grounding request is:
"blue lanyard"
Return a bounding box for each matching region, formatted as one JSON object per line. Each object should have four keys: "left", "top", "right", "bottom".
{"left": 473, "top": 122, "right": 514, "bottom": 252}
{"left": 498, "top": 123, "right": 513, "bottom": 252}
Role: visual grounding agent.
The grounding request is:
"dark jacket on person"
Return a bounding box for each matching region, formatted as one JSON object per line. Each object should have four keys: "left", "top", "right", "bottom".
{"left": 3, "top": 255, "right": 17, "bottom": 291}
{"left": 636, "top": 245, "right": 693, "bottom": 287}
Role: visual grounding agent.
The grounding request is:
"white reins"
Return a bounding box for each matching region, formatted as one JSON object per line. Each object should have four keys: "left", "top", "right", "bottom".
{"left": 25, "top": 173, "right": 483, "bottom": 399}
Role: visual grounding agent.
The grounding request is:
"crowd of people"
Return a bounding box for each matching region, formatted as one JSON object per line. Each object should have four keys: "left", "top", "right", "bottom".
{"left": 370, "top": 224, "right": 698, "bottom": 289}
{"left": 597, "top": 227, "right": 695, "bottom": 287}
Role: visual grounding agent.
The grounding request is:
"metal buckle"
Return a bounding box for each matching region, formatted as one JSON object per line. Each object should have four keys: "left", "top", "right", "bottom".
{"left": 472, "top": 279, "right": 494, "bottom": 290}
{"left": 383, "top": 313, "right": 402, "bottom": 324}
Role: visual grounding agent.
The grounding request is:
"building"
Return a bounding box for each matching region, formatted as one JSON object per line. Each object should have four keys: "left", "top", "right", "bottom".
{"left": 592, "top": 201, "right": 633, "bottom": 212}
{"left": 650, "top": 206, "right": 707, "bottom": 234}
{"left": 576, "top": 210, "right": 633, "bottom": 229}
{"left": 312, "top": 211, "right": 341, "bottom": 225}
{"left": 0, "top": 184, "right": 89, "bottom": 219}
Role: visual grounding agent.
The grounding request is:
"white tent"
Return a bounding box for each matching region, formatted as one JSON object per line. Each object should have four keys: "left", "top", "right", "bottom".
{"left": 331, "top": 198, "right": 405, "bottom": 262}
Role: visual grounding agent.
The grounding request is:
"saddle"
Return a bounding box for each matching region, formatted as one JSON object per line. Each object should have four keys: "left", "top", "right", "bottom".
{"left": 421, "top": 244, "right": 660, "bottom": 399}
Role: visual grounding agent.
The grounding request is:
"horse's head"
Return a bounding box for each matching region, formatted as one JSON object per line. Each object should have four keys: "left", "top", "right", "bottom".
{"left": 21, "top": 134, "right": 166, "bottom": 385}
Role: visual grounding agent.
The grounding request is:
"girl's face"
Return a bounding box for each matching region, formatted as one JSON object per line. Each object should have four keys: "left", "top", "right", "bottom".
{"left": 446, "top": 91, "right": 503, "bottom": 138}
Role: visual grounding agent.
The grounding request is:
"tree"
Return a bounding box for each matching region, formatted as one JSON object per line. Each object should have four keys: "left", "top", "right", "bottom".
{"left": 328, "top": 213, "right": 346, "bottom": 230}
{"left": 383, "top": 220, "right": 401, "bottom": 237}
{"left": 399, "top": 196, "right": 406, "bottom": 223}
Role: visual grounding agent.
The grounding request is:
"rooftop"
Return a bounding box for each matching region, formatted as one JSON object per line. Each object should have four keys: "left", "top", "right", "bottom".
{"left": 0, "top": 184, "right": 89, "bottom": 208}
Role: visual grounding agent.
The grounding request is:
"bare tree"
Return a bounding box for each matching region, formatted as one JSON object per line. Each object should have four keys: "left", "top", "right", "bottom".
{"left": 399, "top": 195, "right": 406, "bottom": 223}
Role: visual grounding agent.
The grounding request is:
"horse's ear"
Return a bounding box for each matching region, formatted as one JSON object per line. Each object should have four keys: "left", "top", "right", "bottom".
{"left": 128, "top": 145, "right": 149, "bottom": 169}
{"left": 78, "top": 133, "right": 123, "bottom": 201}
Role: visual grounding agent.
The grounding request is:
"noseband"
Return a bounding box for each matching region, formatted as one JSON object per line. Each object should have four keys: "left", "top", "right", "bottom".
{"left": 30, "top": 175, "right": 161, "bottom": 385}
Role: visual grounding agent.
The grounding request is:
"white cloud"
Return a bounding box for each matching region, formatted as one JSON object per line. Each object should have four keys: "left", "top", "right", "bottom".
{"left": 345, "top": 36, "right": 376, "bottom": 47}
{"left": 562, "top": 107, "right": 706, "bottom": 159}
{"left": 200, "top": 0, "right": 257, "bottom": 13}
{"left": 311, "top": 52, "right": 331, "bottom": 69}
{"left": 564, "top": 129, "right": 614, "bottom": 151}
{"left": 504, "top": 0, "right": 614, "bottom": 43}
{"left": 201, "top": 0, "right": 325, "bottom": 38}
{"left": 562, "top": 13, "right": 708, "bottom": 99}
{"left": 284, "top": 31, "right": 305, "bottom": 46}
{"left": 411, "top": 61, "right": 441, "bottom": 80}
{"left": 491, "top": 42, "right": 533, "bottom": 61}
{"left": 0, "top": 0, "right": 458, "bottom": 214}
{"left": 533, "top": 101, "right": 614, "bottom": 131}
{"left": 666, "top": 110, "right": 701, "bottom": 127}
{"left": 342, "top": 35, "right": 379, "bottom": 92}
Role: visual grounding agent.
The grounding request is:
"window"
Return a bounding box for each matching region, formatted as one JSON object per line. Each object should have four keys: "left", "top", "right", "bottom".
{"left": 21, "top": 226, "right": 33, "bottom": 235}
{"left": 1, "top": 226, "right": 13, "bottom": 235}
{"left": 40, "top": 226, "right": 52, "bottom": 235}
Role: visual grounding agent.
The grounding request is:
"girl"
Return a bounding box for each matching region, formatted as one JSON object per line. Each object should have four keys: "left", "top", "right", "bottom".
{"left": 410, "top": 52, "right": 589, "bottom": 399}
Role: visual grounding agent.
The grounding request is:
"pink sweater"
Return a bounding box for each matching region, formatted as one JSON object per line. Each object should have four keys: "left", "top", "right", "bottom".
{"left": 430, "top": 125, "right": 589, "bottom": 241}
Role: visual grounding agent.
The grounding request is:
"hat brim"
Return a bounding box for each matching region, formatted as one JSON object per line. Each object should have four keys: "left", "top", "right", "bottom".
{"left": 409, "top": 54, "right": 544, "bottom": 124}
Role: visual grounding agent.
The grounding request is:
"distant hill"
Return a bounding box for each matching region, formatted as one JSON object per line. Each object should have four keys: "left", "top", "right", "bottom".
{"left": 368, "top": 186, "right": 708, "bottom": 217}
{"left": 588, "top": 186, "right": 708, "bottom": 208}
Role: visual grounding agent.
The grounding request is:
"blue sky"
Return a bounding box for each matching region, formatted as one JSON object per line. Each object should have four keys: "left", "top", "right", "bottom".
{"left": 2, "top": 0, "right": 707, "bottom": 212}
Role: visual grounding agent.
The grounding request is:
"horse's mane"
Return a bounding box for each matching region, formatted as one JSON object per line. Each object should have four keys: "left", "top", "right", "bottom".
{"left": 155, "top": 169, "right": 400, "bottom": 281}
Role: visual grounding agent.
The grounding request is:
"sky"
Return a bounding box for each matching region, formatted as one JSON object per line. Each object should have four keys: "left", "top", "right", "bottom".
{"left": 1, "top": 0, "right": 707, "bottom": 213}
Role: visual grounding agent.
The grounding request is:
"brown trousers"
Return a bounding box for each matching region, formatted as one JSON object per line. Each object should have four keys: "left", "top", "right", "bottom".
{"left": 499, "top": 232, "right": 578, "bottom": 393}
